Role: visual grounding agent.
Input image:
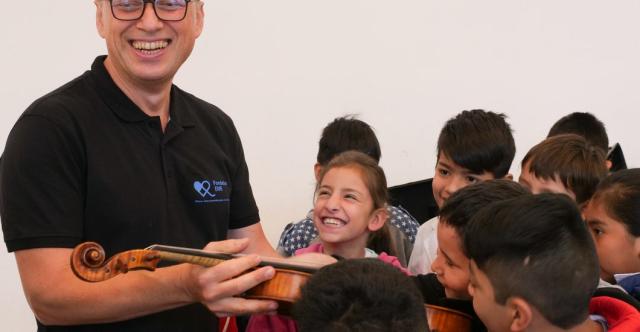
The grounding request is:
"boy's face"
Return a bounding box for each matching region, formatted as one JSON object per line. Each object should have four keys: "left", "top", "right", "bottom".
{"left": 583, "top": 199, "right": 640, "bottom": 282}
{"left": 431, "top": 222, "right": 471, "bottom": 299}
{"left": 518, "top": 162, "right": 576, "bottom": 201}
{"left": 432, "top": 153, "right": 496, "bottom": 208}
{"left": 468, "top": 261, "right": 513, "bottom": 332}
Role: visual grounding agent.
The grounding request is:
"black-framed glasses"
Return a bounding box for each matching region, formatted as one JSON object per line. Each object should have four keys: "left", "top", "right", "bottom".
{"left": 108, "top": 0, "right": 198, "bottom": 22}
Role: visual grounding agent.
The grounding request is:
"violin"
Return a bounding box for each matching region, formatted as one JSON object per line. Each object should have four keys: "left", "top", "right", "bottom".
{"left": 70, "top": 242, "right": 320, "bottom": 315}
{"left": 425, "top": 304, "right": 472, "bottom": 332}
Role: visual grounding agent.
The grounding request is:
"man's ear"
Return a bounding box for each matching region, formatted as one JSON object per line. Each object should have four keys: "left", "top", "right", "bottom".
{"left": 314, "top": 163, "right": 322, "bottom": 182}
{"left": 193, "top": 1, "right": 205, "bottom": 38}
{"left": 507, "top": 297, "right": 533, "bottom": 331}
{"left": 504, "top": 173, "right": 514, "bottom": 180}
{"left": 95, "top": 0, "right": 107, "bottom": 39}
{"left": 367, "top": 208, "right": 388, "bottom": 232}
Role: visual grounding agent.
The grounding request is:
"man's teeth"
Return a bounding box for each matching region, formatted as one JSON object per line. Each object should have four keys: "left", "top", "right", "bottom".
{"left": 132, "top": 40, "right": 169, "bottom": 51}
{"left": 323, "top": 218, "right": 345, "bottom": 227}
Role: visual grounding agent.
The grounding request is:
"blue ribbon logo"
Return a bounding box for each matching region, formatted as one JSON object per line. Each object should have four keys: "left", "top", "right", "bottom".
{"left": 193, "top": 180, "right": 216, "bottom": 198}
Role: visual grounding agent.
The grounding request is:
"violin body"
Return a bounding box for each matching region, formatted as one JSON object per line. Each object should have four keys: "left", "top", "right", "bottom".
{"left": 425, "top": 304, "right": 472, "bottom": 332}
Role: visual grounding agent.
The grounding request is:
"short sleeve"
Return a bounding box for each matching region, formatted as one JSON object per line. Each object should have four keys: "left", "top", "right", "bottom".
{"left": 0, "top": 114, "right": 85, "bottom": 251}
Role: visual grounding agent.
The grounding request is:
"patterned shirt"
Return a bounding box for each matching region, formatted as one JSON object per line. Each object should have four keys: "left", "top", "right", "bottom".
{"left": 276, "top": 205, "right": 419, "bottom": 256}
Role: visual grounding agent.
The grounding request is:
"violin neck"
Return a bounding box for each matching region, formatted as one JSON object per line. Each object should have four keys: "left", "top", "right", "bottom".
{"left": 146, "top": 244, "right": 318, "bottom": 273}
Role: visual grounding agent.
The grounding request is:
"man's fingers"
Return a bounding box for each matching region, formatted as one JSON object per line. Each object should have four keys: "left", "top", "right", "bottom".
{"left": 208, "top": 297, "right": 278, "bottom": 317}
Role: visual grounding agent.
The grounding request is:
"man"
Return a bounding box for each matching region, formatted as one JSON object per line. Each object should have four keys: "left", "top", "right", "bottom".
{"left": 0, "top": 1, "right": 280, "bottom": 330}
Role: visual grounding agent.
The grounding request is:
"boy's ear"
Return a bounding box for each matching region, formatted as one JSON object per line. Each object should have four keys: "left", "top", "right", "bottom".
{"left": 506, "top": 297, "right": 533, "bottom": 331}
{"left": 503, "top": 173, "right": 514, "bottom": 180}
{"left": 605, "top": 160, "right": 613, "bottom": 170}
{"left": 313, "top": 163, "right": 322, "bottom": 182}
{"left": 367, "top": 208, "right": 388, "bottom": 232}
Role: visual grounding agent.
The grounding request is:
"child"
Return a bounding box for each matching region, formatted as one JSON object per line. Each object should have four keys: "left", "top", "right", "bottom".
{"left": 247, "top": 151, "right": 407, "bottom": 331}
{"left": 465, "top": 194, "right": 640, "bottom": 331}
{"left": 548, "top": 112, "right": 609, "bottom": 155}
{"left": 409, "top": 109, "right": 516, "bottom": 275}
{"left": 519, "top": 134, "right": 608, "bottom": 205}
{"left": 583, "top": 168, "right": 640, "bottom": 294}
{"left": 292, "top": 258, "right": 428, "bottom": 332}
{"left": 413, "top": 179, "right": 528, "bottom": 332}
{"left": 277, "top": 116, "right": 419, "bottom": 265}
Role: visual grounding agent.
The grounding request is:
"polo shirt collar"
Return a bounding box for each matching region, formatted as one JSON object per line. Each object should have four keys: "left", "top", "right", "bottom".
{"left": 90, "top": 55, "right": 196, "bottom": 128}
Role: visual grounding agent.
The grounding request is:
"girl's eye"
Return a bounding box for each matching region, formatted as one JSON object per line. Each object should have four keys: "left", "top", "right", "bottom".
{"left": 591, "top": 228, "right": 604, "bottom": 236}
{"left": 445, "top": 259, "right": 455, "bottom": 267}
{"left": 317, "top": 190, "right": 330, "bottom": 197}
{"left": 345, "top": 194, "right": 358, "bottom": 201}
{"left": 438, "top": 168, "right": 450, "bottom": 176}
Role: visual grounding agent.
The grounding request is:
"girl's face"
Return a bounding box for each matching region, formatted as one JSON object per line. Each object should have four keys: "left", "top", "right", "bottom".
{"left": 313, "top": 166, "right": 385, "bottom": 255}
{"left": 583, "top": 199, "right": 640, "bottom": 282}
{"left": 431, "top": 222, "right": 471, "bottom": 300}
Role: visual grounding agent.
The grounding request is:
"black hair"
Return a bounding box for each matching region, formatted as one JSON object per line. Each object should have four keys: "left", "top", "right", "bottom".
{"left": 439, "top": 179, "right": 530, "bottom": 256}
{"left": 521, "top": 134, "right": 608, "bottom": 205}
{"left": 292, "top": 258, "right": 428, "bottom": 332}
{"left": 437, "top": 109, "right": 515, "bottom": 178}
{"left": 317, "top": 116, "right": 381, "bottom": 165}
{"left": 591, "top": 168, "right": 640, "bottom": 237}
{"left": 465, "top": 194, "right": 599, "bottom": 329}
{"left": 548, "top": 112, "right": 609, "bottom": 153}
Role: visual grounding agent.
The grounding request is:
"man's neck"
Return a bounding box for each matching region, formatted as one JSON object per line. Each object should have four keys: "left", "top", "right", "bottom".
{"left": 532, "top": 318, "right": 603, "bottom": 332}
{"left": 104, "top": 58, "right": 172, "bottom": 130}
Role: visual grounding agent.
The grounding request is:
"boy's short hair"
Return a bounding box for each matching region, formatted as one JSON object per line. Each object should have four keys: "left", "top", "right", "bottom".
{"left": 292, "top": 258, "right": 428, "bottom": 332}
{"left": 437, "top": 109, "right": 515, "bottom": 178}
{"left": 548, "top": 112, "right": 609, "bottom": 153}
{"left": 317, "top": 116, "right": 381, "bottom": 165}
{"left": 439, "top": 179, "right": 529, "bottom": 255}
{"left": 465, "top": 194, "right": 599, "bottom": 329}
{"left": 521, "top": 134, "right": 608, "bottom": 204}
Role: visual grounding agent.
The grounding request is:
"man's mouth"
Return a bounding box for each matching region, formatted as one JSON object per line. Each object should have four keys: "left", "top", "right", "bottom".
{"left": 131, "top": 40, "right": 170, "bottom": 54}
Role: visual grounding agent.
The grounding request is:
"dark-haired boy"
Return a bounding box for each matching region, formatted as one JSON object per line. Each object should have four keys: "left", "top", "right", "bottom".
{"left": 276, "top": 116, "right": 419, "bottom": 265}
{"left": 465, "top": 194, "right": 640, "bottom": 332}
{"left": 519, "top": 134, "right": 608, "bottom": 206}
{"left": 293, "top": 258, "right": 429, "bottom": 332}
{"left": 412, "top": 179, "right": 528, "bottom": 332}
{"left": 409, "top": 109, "right": 516, "bottom": 275}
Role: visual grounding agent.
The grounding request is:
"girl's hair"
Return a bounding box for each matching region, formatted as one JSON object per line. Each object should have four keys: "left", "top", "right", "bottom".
{"left": 316, "top": 151, "right": 394, "bottom": 256}
{"left": 591, "top": 168, "right": 640, "bottom": 237}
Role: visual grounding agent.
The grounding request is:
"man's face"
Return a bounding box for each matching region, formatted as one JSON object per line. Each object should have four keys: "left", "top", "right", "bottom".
{"left": 430, "top": 222, "right": 471, "bottom": 299}
{"left": 518, "top": 162, "right": 576, "bottom": 201}
{"left": 468, "top": 261, "right": 513, "bottom": 332}
{"left": 432, "top": 153, "right": 495, "bottom": 208}
{"left": 95, "top": 0, "right": 204, "bottom": 85}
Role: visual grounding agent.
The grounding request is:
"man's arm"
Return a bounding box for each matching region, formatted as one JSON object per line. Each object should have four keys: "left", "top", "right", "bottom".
{"left": 15, "top": 239, "right": 278, "bottom": 326}
{"left": 227, "top": 222, "right": 280, "bottom": 258}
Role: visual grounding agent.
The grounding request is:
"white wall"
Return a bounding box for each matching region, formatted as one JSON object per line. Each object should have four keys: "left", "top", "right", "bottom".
{"left": 1, "top": 1, "right": 638, "bottom": 329}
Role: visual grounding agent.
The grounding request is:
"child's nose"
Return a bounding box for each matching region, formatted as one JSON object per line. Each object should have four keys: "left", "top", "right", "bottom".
{"left": 444, "top": 176, "right": 465, "bottom": 196}
{"left": 325, "top": 194, "right": 341, "bottom": 211}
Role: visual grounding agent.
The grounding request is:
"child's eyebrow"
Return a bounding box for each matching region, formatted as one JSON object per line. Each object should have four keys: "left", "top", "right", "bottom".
{"left": 585, "top": 219, "right": 605, "bottom": 227}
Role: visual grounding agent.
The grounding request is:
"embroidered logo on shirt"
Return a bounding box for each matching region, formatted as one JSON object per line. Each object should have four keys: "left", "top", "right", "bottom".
{"left": 193, "top": 180, "right": 230, "bottom": 204}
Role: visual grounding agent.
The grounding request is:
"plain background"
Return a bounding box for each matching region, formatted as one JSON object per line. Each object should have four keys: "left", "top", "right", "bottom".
{"left": 1, "top": 1, "right": 638, "bottom": 329}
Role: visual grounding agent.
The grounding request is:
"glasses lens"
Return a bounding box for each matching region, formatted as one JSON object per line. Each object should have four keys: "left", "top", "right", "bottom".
{"left": 155, "top": 0, "right": 188, "bottom": 21}
{"left": 111, "top": 0, "right": 144, "bottom": 20}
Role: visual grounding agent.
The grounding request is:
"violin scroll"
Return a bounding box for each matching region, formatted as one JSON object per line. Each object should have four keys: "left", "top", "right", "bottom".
{"left": 70, "top": 242, "right": 161, "bottom": 282}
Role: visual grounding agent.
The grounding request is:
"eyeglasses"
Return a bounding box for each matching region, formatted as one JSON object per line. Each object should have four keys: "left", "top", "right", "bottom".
{"left": 108, "top": 0, "right": 198, "bottom": 22}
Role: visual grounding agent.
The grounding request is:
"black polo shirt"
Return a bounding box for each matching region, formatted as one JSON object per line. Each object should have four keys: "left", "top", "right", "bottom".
{"left": 0, "top": 56, "right": 260, "bottom": 331}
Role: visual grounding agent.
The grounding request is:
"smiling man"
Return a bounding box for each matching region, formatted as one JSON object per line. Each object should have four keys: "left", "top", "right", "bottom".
{"left": 0, "top": 1, "right": 280, "bottom": 331}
